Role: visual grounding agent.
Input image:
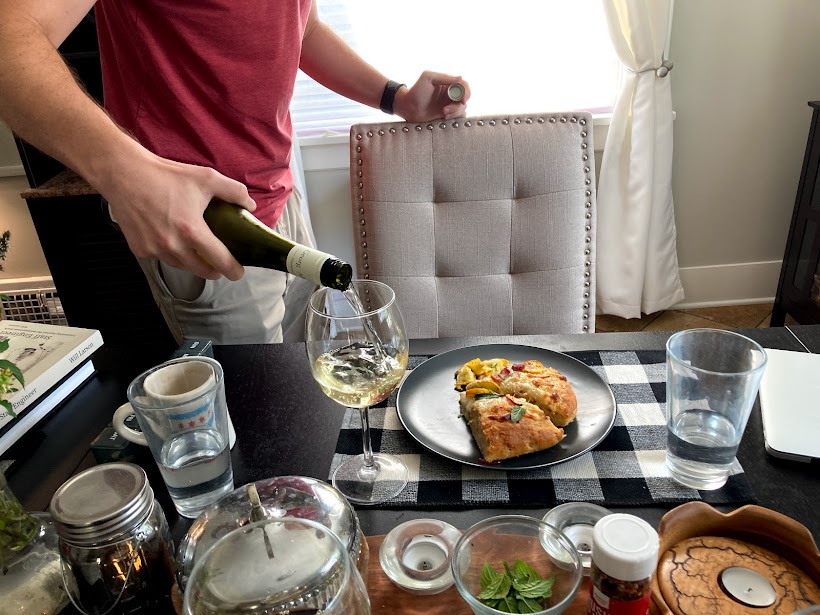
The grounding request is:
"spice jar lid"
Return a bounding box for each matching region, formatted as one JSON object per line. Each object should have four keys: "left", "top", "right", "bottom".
{"left": 592, "top": 513, "right": 659, "bottom": 581}
{"left": 50, "top": 462, "right": 153, "bottom": 546}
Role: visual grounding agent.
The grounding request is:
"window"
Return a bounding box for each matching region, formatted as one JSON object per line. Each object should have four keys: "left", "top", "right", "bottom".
{"left": 291, "top": 0, "right": 620, "bottom": 138}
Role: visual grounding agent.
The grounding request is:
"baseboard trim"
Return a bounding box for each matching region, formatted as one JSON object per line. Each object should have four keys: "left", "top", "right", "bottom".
{"left": 0, "top": 265, "right": 784, "bottom": 313}
{"left": 0, "top": 165, "right": 25, "bottom": 178}
{"left": 0, "top": 276, "right": 55, "bottom": 292}
{"left": 673, "top": 260, "right": 781, "bottom": 309}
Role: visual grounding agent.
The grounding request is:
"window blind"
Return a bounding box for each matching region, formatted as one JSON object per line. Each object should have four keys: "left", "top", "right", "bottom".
{"left": 291, "top": 0, "right": 619, "bottom": 138}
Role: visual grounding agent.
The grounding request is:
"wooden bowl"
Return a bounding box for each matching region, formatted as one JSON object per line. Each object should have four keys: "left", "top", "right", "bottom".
{"left": 651, "top": 502, "right": 820, "bottom": 615}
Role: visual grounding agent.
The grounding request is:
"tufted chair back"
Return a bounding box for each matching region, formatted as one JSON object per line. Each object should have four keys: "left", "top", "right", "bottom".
{"left": 349, "top": 112, "right": 596, "bottom": 338}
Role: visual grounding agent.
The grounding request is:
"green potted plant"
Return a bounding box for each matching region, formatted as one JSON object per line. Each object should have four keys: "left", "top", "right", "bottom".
{"left": 0, "top": 471, "right": 40, "bottom": 574}
{"left": 0, "top": 248, "right": 25, "bottom": 415}
{"left": 0, "top": 228, "right": 24, "bottom": 415}
{"left": 0, "top": 229, "right": 9, "bottom": 271}
{"left": 0, "top": 231, "right": 68, "bottom": 612}
{"left": 0, "top": 224, "right": 34, "bottom": 571}
{"left": 0, "top": 471, "right": 68, "bottom": 613}
{"left": 0, "top": 334, "right": 24, "bottom": 418}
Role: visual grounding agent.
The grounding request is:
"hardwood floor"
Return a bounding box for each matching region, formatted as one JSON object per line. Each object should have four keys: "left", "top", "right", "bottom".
{"left": 594, "top": 303, "right": 799, "bottom": 333}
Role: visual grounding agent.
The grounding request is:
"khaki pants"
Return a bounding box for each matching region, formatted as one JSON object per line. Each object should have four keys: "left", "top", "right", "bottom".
{"left": 138, "top": 190, "right": 317, "bottom": 345}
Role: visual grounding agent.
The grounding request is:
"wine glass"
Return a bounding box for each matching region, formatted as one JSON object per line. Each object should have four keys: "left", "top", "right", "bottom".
{"left": 306, "top": 279, "right": 409, "bottom": 505}
{"left": 182, "top": 517, "right": 371, "bottom": 614}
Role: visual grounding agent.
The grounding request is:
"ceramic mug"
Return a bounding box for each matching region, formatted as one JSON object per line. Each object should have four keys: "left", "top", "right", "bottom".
{"left": 113, "top": 358, "right": 236, "bottom": 449}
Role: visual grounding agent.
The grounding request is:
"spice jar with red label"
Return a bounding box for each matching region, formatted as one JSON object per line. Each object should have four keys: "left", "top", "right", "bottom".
{"left": 586, "top": 513, "right": 659, "bottom": 615}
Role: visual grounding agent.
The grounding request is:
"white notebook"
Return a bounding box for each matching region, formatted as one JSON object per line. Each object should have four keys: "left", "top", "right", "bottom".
{"left": 759, "top": 348, "right": 820, "bottom": 462}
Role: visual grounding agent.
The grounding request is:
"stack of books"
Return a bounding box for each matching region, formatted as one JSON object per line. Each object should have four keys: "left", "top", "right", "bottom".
{"left": 0, "top": 320, "right": 103, "bottom": 456}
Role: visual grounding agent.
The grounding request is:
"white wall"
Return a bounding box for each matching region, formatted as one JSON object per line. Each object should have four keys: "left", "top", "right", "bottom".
{"left": 670, "top": 0, "right": 820, "bottom": 306}
{"left": 0, "top": 125, "right": 51, "bottom": 286}
{"left": 0, "top": 176, "right": 50, "bottom": 281}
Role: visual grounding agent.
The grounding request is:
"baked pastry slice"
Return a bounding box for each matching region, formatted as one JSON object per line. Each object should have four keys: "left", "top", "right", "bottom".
{"left": 459, "top": 391, "right": 565, "bottom": 462}
{"left": 495, "top": 361, "right": 578, "bottom": 427}
{"left": 454, "top": 358, "right": 578, "bottom": 427}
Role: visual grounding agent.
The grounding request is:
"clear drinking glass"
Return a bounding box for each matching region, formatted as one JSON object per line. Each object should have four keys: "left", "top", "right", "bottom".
{"left": 125, "top": 357, "right": 234, "bottom": 518}
{"left": 666, "top": 329, "right": 767, "bottom": 490}
{"left": 306, "top": 280, "right": 409, "bottom": 505}
{"left": 182, "top": 517, "right": 371, "bottom": 614}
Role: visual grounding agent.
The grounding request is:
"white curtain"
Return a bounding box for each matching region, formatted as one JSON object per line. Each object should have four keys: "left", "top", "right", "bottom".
{"left": 596, "top": 0, "right": 684, "bottom": 318}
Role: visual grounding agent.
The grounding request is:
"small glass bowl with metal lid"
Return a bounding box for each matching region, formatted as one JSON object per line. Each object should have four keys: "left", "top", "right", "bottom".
{"left": 49, "top": 462, "right": 176, "bottom": 615}
{"left": 175, "top": 476, "right": 368, "bottom": 592}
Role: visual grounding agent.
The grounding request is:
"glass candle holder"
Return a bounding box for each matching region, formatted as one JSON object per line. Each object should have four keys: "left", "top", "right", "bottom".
{"left": 542, "top": 502, "right": 611, "bottom": 575}
{"left": 379, "top": 519, "right": 461, "bottom": 595}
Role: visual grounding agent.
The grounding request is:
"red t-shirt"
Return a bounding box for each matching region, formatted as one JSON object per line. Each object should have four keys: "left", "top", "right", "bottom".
{"left": 95, "top": 0, "right": 312, "bottom": 227}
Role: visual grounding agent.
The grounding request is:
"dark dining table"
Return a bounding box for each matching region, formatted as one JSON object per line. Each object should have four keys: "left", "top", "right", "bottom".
{"left": 8, "top": 324, "right": 819, "bottom": 547}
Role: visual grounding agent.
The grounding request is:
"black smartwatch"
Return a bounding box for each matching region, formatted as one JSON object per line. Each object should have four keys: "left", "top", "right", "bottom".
{"left": 379, "top": 80, "right": 405, "bottom": 115}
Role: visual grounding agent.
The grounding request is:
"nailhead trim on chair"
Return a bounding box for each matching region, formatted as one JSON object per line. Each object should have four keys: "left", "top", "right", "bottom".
{"left": 353, "top": 113, "right": 594, "bottom": 331}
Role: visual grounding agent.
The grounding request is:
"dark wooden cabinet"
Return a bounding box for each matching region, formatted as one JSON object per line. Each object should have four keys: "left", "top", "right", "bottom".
{"left": 772, "top": 102, "right": 820, "bottom": 326}
{"left": 24, "top": 188, "right": 175, "bottom": 352}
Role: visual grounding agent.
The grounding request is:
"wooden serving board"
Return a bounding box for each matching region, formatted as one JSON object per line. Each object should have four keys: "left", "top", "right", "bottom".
{"left": 172, "top": 534, "right": 661, "bottom": 614}
{"left": 365, "top": 535, "right": 660, "bottom": 615}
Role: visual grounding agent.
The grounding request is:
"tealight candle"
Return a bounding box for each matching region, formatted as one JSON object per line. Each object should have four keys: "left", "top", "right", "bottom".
{"left": 400, "top": 534, "right": 449, "bottom": 579}
{"left": 560, "top": 523, "right": 594, "bottom": 557}
{"left": 719, "top": 566, "right": 777, "bottom": 607}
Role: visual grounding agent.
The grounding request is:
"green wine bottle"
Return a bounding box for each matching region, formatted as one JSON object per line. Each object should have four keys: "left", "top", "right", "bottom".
{"left": 203, "top": 198, "right": 352, "bottom": 291}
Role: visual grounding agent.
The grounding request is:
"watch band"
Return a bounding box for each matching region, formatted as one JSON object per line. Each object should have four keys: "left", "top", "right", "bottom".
{"left": 379, "top": 80, "right": 405, "bottom": 115}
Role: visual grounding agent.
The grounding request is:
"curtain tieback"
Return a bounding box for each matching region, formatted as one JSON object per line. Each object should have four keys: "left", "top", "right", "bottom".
{"left": 627, "top": 59, "right": 674, "bottom": 78}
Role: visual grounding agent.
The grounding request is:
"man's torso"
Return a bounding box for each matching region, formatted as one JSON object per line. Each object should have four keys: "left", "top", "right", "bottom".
{"left": 96, "top": 0, "right": 312, "bottom": 226}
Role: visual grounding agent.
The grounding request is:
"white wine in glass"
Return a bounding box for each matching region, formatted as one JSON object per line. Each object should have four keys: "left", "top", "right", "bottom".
{"left": 306, "top": 280, "right": 409, "bottom": 505}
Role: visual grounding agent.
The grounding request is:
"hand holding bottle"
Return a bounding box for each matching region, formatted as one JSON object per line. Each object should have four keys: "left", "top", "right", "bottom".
{"left": 393, "top": 71, "right": 471, "bottom": 122}
{"left": 203, "top": 199, "right": 352, "bottom": 291}
{"left": 102, "top": 148, "right": 256, "bottom": 282}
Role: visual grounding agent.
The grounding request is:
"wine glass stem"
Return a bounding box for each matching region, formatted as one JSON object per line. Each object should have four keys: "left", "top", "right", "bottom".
{"left": 358, "top": 406, "right": 376, "bottom": 469}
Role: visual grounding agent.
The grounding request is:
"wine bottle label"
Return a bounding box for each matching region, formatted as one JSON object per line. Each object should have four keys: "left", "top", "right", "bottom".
{"left": 286, "top": 246, "right": 333, "bottom": 285}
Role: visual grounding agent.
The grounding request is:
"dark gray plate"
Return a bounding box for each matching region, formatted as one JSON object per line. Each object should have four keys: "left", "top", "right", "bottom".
{"left": 396, "top": 344, "right": 617, "bottom": 470}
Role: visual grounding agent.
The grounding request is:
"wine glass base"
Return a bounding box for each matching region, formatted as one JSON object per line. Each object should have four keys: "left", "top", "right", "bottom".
{"left": 332, "top": 454, "right": 408, "bottom": 505}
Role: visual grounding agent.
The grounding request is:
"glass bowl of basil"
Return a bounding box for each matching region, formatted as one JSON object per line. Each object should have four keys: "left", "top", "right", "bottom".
{"left": 451, "top": 515, "right": 583, "bottom": 614}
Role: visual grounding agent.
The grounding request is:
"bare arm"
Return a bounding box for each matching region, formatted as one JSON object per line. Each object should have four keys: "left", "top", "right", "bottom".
{"left": 0, "top": 1, "right": 129, "bottom": 190}
{"left": 299, "top": 0, "right": 470, "bottom": 122}
{"left": 0, "top": 0, "right": 255, "bottom": 280}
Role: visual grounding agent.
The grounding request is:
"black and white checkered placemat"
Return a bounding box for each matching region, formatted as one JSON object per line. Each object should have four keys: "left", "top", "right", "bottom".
{"left": 330, "top": 351, "right": 756, "bottom": 508}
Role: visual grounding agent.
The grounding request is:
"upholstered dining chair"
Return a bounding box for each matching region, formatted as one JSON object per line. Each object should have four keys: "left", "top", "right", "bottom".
{"left": 349, "top": 112, "right": 596, "bottom": 338}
